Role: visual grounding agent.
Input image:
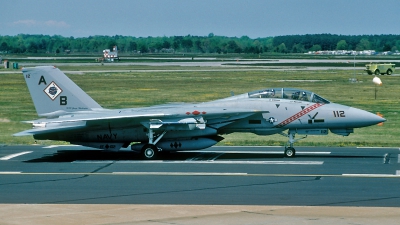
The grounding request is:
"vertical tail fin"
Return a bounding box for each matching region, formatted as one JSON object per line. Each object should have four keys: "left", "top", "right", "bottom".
{"left": 22, "top": 66, "right": 102, "bottom": 117}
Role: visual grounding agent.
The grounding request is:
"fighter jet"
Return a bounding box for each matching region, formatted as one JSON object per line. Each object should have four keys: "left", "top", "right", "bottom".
{"left": 14, "top": 66, "right": 386, "bottom": 159}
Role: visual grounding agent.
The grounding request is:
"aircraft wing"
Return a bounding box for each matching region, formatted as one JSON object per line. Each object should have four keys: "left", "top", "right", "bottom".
{"left": 13, "top": 111, "right": 167, "bottom": 136}
{"left": 14, "top": 107, "right": 264, "bottom": 136}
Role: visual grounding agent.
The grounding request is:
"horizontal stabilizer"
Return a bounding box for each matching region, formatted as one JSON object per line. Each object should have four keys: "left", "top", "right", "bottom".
{"left": 13, "top": 122, "right": 86, "bottom": 136}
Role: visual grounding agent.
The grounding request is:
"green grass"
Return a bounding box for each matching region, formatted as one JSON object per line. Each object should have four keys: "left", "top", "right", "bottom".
{"left": 1, "top": 65, "right": 399, "bottom": 147}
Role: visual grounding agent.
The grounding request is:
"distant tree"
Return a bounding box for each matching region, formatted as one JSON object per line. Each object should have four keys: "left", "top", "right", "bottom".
{"left": 276, "top": 43, "right": 287, "bottom": 53}
{"left": 0, "top": 42, "right": 8, "bottom": 51}
{"left": 27, "top": 41, "right": 38, "bottom": 53}
{"left": 129, "top": 41, "right": 137, "bottom": 52}
{"left": 88, "top": 39, "right": 100, "bottom": 52}
{"left": 139, "top": 44, "right": 147, "bottom": 53}
{"left": 291, "top": 43, "right": 305, "bottom": 53}
{"left": 227, "top": 40, "right": 241, "bottom": 53}
{"left": 173, "top": 36, "right": 183, "bottom": 50}
{"left": 336, "top": 40, "right": 348, "bottom": 50}
{"left": 214, "top": 45, "right": 222, "bottom": 54}
{"left": 147, "top": 41, "right": 160, "bottom": 52}
{"left": 107, "top": 40, "right": 117, "bottom": 50}
{"left": 383, "top": 43, "right": 391, "bottom": 51}
{"left": 309, "top": 44, "right": 322, "bottom": 52}
{"left": 215, "top": 46, "right": 222, "bottom": 54}
{"left": 253, "top": 40, "right": 261, "bottom": 52}
{"left": 193, "top": 40, "right": 202, "bottom": 52}
{"left": 181, "top": 39, "right": 193, "bottom": 52}
{"left": 356, "top": 38, "right": 371, "bottom": 50}
{"left": 162, "top": 40, "right": 171, "bottom": 49}
{"left": 263, "top": 38, "right": 273, "bottom": 52}
{"left": 2, "top": 33, "right": 400, "bottom": 54}
{"left": 395, "top": 40, "right": 400, "bottom": 52}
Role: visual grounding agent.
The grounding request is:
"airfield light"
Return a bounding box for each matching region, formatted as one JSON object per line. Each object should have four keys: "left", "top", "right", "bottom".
{"left": 373, "top": 76, "right": 382, "bottom": 99}
{"left": 373, "top": 76, "right": 382, "bottom": 85}
{"left": 353, "top": 53, "right": 356, "bottom": 82}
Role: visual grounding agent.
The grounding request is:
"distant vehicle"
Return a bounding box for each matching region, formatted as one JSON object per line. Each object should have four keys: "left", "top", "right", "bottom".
{"left": 365, "top": 63, "right": 395, "bottom": 75}
{"left": 101, "top": 46, "right": 119, "bottom": 62}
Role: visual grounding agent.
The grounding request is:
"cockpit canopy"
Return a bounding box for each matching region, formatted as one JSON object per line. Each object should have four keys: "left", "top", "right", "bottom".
{"left": 248, "top": 88, "right": 330, "bottom": 104}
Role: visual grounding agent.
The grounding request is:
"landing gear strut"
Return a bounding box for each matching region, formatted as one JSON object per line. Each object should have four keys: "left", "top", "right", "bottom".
{"left": 141, "top": 129, "right": 167, "bottom": 160}
{"left": 280, "top": 130, "right": 306, "bottom": 158}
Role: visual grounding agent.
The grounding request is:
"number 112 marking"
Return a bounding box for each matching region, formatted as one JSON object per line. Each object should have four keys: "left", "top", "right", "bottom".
{"left": 333, "top": 111, "right": 345, "bottom": 117}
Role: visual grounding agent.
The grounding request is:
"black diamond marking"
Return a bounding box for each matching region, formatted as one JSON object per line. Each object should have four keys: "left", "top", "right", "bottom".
{"left": 44, "top": 81, "right": 63, "bottom": 100}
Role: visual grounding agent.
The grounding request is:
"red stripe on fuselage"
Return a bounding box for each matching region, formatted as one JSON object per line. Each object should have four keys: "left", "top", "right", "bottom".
{"left": 275, "top": 103, "right": 323, "bottom": 128}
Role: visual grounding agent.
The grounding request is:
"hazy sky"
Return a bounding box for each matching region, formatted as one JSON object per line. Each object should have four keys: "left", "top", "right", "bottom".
{"left": 1, "top": 0, "right": 399, "bottom": 38}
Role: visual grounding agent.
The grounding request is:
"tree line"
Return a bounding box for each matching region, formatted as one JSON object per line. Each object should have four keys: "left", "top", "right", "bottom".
{"left": 0, "top": 33, "right": 399, "bottom": 54}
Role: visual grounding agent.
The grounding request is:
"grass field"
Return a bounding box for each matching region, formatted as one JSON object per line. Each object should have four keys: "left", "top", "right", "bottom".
{"left": 0, "top": 62, "right": 399, "bottom": 147}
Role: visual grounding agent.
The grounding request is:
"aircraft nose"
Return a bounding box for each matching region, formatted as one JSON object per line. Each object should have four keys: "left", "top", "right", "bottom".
{"left": 349, "top": 107, "right": 386, "bottom": 127}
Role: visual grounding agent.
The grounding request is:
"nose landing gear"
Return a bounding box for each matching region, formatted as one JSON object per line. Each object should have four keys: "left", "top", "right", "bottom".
{"left": 280, "top": 130, "right": 307, "bottom": 157}
{"left": 284, "top": 147, "right": 296, "bottom": 157}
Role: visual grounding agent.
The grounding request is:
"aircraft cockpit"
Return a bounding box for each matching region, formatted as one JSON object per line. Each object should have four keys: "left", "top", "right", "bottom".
{"left": 248, "top": 88, "right": 330, "bottom": 104}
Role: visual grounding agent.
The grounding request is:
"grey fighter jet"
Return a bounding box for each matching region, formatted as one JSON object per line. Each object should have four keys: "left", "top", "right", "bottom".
{"left": 15, "top": 66, "right": 386, "bottom": 159}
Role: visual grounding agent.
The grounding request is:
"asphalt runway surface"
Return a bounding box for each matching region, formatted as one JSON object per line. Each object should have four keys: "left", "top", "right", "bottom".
{"left": 1, "top": 145, "right": 399, "bottom": 206}
{"left": 1, "top": 145, "right": 400, "bottom": 224}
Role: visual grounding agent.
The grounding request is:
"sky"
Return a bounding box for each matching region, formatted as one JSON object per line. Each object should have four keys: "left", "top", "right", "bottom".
{"left": 1, "top": 0, "right": 400, "bottom": 38}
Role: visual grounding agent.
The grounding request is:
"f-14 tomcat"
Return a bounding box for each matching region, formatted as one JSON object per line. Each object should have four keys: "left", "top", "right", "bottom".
{"left": 15, "top": 66, "right": 386, "bottom": 159}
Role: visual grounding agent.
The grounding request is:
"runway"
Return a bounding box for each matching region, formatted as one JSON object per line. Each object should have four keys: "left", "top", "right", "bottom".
{"left": 0, "top": 145, "right": 399, "bottom": 206}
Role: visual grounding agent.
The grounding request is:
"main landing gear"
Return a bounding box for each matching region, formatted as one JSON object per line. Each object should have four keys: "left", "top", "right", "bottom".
{"left": 142, "top": 144, "right": 159, "bottom": 159}
{"left": 281, "top": 130, "right": 307, "bottom": 158}
{"left": 141, "top": 129, "right": 167, "bottom": 160}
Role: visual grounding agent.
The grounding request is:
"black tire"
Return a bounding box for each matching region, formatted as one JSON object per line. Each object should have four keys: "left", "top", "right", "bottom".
{"left": 141, "top": 144, "right": 158, "bottom": 160}
{"left": 374, "top": 70, "right": 380, "bottom": 75}
{"left": 284, "top": 147, "right": 296, "bottom": 157}
{"left": 387, "top": 69, "right": 392, "bottom": 75}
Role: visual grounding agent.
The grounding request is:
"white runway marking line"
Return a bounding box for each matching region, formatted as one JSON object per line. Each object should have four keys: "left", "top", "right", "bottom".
{"left": 0, "top": 151, "right": 32, "bottom": 160}
{"left": 72, "top": 160, "right": 115, "bottom": 164}
{"left": 3, "top": 172, "right": 399, "bottom": 178}
{"left": 342, "top": 174, "right": 400, "bottom": 178}
{"left": 356, "top": 147, "right": 399, "bottom": 149}
{"left": 112, "top": 172, "right": 248, "bottom": 176}
{"left": 179, "top": 150, "right": 331, "bottom": 155}
{"left": 42, "top": 145, "right": 81, "bottom": 148}
{"left": 72, "top": 160, "right": 324, "bottom": 165}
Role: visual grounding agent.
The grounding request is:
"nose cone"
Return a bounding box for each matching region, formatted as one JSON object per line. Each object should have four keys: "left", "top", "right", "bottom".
{"left": 348, "top": 107, "right": 386, "bottom": 127}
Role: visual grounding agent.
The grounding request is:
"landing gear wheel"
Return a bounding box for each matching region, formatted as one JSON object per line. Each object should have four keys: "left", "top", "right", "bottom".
{"left": 141, "top": 144, "right": 158, "bottom": 160}
{"left": 284, "top": 147, "right": 296, "bottom": 157}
